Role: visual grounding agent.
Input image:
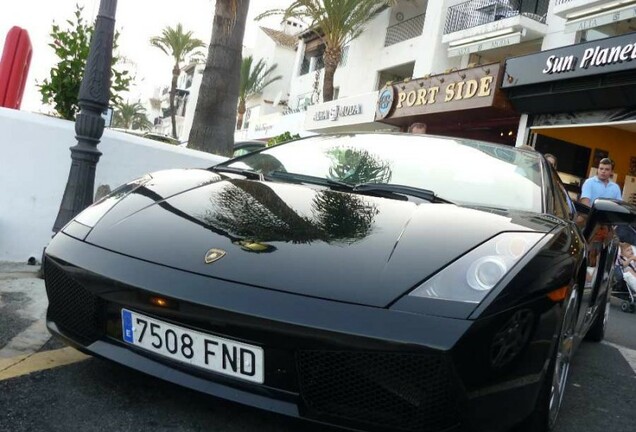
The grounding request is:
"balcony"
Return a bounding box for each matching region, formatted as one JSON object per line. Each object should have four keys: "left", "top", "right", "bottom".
{"left": 444, "top": 0, "right": 549, "bottom": 34}
{"left": 442, "top": 0, "right": 549, "bottom": 57}
{"left": 552, "top": 0, "right": 636, "bottom": 33}
{"left": 384, "top": 13, "right": 425, "bottom": 47}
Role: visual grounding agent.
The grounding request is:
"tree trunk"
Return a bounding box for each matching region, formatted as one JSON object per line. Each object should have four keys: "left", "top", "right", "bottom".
{"left": 188, "top": 0, "right": 250, "bottom": 156}
{"left": 322, "top": 46, "right": 342, "bottom": 102}
{"left": 169, "top": 63, "right": 180, "bottom": 139}
{"left": 236, "top": 98, "right": 246, "bottom": 130}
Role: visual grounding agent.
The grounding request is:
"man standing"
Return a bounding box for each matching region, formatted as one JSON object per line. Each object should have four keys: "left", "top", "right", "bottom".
{"left": 580, "top": 158, "right": 622, "bottom": 206}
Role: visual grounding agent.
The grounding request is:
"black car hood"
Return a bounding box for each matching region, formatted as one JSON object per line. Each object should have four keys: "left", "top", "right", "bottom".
{"left": 85, "top": 169, "right": 557, "bottom": 307}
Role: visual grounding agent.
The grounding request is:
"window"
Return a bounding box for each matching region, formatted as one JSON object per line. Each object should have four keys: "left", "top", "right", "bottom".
{"left": 243, "top": 108, "right": 252, "bottom": 130}
{"left": 339, "top": 46, "right": 350, "bottom": 67}
{"left": 550, "top": 166, "right": 575, "bottom": 220}
{"left": 184, "top": 72, "right": 194, "bottom": 89}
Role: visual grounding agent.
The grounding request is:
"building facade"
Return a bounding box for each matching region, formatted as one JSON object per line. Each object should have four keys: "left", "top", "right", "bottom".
{"left": 276, "top": 0, "right": 636, "bottom": 199}
{"left": 502, "top": 1, "right": 636, "bottom": 201}
{"left": 148, "top": 0, "right": 636, "bottom": 197}
{"left": 283, "top": 0, "right": 552, "bottom": 145}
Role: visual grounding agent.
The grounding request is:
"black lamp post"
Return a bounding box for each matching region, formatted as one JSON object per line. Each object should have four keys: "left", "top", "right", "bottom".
{"left": 53, "top": 0, "right": 118, "bottom": 232}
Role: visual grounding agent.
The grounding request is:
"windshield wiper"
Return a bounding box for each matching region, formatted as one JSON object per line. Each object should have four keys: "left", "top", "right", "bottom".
{"left": 268, "top": 171, "right": 349, "bottom": 187}
{"left": 351, "top": 183, "right": 454, "bottom": 204}
{"left": 211, "top": 166, "right": 264, "bottom": 180}
{"left": 268, "top": 171, "right": 452, "bottom": 203}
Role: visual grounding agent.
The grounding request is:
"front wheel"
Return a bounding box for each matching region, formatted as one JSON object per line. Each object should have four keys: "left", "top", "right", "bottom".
{"left": 516, "top": 288, "right": 578, "bottom": 432}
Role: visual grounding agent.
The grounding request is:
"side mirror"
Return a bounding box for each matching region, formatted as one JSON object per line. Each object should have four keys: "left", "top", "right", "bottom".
{"left": 583, "top": 199, "right": 636, "bottom": 240}
{"left": 573, "top": 200, "right": 590, "bottom": 215}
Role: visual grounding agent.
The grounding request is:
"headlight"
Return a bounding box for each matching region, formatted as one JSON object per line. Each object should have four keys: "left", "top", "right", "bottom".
{"left": 409, "top": 232, "right": 545, "bottom": 303}
{"left": 73, "top": 174, "right": 152, "bottom": 228}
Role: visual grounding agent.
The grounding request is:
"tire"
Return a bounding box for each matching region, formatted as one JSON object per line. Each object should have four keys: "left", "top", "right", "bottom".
{"left": 516, "top": 289, "right": 578, "bottom": 432}
{"left": 586, "top": 289, "right": 610, "bottom": 342}
{"left": 622, "top": 301, "right": 631, "bottom": 313}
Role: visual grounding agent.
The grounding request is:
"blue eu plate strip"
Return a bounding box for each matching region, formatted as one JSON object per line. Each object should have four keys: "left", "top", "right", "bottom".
{"left": 122, "top": 309, "right": 134, "bottom": 343}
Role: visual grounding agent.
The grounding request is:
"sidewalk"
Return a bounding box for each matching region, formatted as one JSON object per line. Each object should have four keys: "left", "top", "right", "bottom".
{"left": 0, "top": 262, "right": 50, "bottom": 359}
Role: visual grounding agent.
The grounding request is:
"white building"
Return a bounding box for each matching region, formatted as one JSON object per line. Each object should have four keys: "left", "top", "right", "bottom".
{"left": 149, "top": 61, "right": 204, "bottom": 141}
{"left": 235, "top": 20, "right": 307, "bottom": 141}
{"left": 282, "top": 0, "right": 553, "bottom": 142}
{"left": 147, "top": 0, "right": 636, "bottom": 192}
{"left": 271, "top": 0, "right": 636, "bottom": 200}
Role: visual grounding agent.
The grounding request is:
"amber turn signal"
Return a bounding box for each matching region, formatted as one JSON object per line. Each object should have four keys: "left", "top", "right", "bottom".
{"left": 150, "top": 296, "right": 170, "bottom": 308}
{"left": 547, "top": 286, "right": 568, "bottom": 302}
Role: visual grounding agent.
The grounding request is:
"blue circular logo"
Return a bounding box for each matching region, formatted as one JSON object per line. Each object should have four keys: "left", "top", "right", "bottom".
{"left": 376, "top": 87, "right": 395, "bottom": 119}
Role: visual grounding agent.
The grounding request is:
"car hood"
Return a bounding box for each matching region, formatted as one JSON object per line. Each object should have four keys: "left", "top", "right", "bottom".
{"left": 85, "top": 169, "right": 557, "bottom": 307}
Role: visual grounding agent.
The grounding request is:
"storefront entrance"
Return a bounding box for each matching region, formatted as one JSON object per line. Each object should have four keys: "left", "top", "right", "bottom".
{"left": 529, "top": 121, "right": 636, "bottom": 202}
{"left": 503, "top": 32, "right": 636, "bottom": 203}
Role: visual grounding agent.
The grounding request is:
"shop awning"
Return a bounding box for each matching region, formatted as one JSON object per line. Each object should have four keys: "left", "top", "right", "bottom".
{"left": 447, "top": 31, "right": 523, "bottom": 58}
{"left": 564, "top": 2, "right": 636, "bottom": 33}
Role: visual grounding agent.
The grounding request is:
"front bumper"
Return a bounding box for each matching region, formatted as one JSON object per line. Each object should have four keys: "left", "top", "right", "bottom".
{"left": 44, "top": 233, "right": 555, "bottom": 432}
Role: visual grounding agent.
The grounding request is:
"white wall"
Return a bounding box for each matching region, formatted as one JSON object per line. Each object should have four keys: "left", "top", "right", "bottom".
{"left": 242, "top": 35, "right": 299, "bottom": 125}
{"left": 332, "top": 9, "right": 392, "bottom": 96}
{"left": 541, "top": 1, "right": 577, "bottom": 51}
{"left": 413, "top": 0, "right": 461, "bottom": 77}
{"left": 260, "top": 36, "right": 298, "bottom": 107}
{"left": 0, "top": 108, "right": 226, "bottom": 262}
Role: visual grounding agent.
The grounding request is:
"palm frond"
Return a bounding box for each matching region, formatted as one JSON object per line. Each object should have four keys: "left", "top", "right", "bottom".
{"left": 239, "top": 55, "right": 283, "bottom": 102}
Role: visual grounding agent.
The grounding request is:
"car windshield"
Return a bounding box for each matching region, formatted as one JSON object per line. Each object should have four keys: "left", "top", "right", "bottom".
{"left": 221, "top": 134, "right": 543, "bottom": 212}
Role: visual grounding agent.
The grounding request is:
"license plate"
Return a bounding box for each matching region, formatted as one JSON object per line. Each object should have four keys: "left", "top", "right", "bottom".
{"left": 121, "top": 309, "right": 264, "bottom": 383}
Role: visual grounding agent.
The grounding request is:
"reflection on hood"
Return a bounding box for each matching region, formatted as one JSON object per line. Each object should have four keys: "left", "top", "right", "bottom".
{"left": 197, "top": 180, "right": 379, "bottom": 245}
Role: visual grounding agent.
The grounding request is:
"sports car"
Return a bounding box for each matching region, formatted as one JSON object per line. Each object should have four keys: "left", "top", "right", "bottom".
{"left": 44, "top": 133, "right": 636, "bottom": 432}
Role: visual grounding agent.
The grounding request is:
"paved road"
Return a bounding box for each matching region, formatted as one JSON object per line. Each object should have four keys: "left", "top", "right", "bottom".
{"left": 1, "top": 263, "right": 635, "bottom": 432}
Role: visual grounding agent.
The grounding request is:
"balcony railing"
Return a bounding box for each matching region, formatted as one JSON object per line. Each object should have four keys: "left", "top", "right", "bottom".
{"left": 384, "top": 13, "right": 425, "bottom": 47}
{"left": 554, "top": 0, "right": 574, "bottom": 5}
{"left": 444, "top": 0, "right": 549, "bottom": 34}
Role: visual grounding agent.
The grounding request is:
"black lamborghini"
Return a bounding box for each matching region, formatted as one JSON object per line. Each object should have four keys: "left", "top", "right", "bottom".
{"left": 44, "top": 133, "right": 635, "bottom": 432}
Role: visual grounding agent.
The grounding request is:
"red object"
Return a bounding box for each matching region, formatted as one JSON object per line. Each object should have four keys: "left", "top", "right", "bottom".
{"left": 0, "top": 26, "right": 32, "bottom": 109}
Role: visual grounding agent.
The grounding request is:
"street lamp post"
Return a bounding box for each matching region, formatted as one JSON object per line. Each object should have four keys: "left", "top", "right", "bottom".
{"left": 52, "top": 0, "right": 118, "bottom": 232}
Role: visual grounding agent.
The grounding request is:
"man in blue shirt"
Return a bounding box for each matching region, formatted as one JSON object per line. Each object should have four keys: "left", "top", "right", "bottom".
{"left": 580, "top": 158, "right": 622, "bottom": 206}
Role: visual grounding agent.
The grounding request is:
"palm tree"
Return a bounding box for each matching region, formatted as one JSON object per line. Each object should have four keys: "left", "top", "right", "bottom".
{"left": 150, "top": 23, "right": 205, "bottom": 139}
{"left": 112, "top": 100, "right": 152, "bottom": 130}
{"left": 237, "top": 56, "right": 282, "bottom": 130}
{"left": 258, "top": 0, "right": 397, "bottom": 102}
{"left": 188, "top": 0, "right": 251, "bottom": 156}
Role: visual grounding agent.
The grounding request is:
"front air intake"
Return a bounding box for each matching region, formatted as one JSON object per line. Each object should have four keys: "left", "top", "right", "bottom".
{"left": 44, "top": 259, "right": 105, "bottom": 345}
{"left": 297, "top": 350, "right": 460, "bottom": 432}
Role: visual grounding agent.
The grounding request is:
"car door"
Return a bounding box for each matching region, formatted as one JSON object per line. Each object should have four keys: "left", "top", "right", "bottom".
{"left": 549, "top": 167, "right": 618, "bottom": 332}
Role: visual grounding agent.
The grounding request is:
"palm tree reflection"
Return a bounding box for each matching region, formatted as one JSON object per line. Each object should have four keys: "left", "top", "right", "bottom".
{"left": 312, "top": 190, "right": 378, "bottom": 242}
{"left": 199, "top": 180, "right": 378, "bottom": 249}
{"left": 327, "top": 147, "right": 392, "bottom": 184}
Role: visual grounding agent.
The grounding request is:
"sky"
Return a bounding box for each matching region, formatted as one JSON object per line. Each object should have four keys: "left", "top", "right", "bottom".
{"left": 0, "top": 0, "right": 293, "bottom": 113}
